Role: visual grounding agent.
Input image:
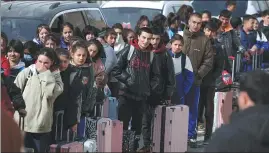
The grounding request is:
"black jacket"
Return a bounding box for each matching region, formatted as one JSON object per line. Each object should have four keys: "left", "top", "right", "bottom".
{"left": 202, "top": 39, "right": 230, "bottom": 87}
{"left": 205, "top": 105, "right": 269, "bottom": 152}
{"left": 54, "top": 69, "right": 70, "bottom": 112}
{"left": 64, "top": 63, "right": 95, "bottom": 128}
{"left": 259, "top": 21, "right": 269, "bottom": 40}
{"left": 1, "top": 74, "right": 25, "bottom": 111}
{"left": 112, "top": 40, "right": 152, "bottom": 101}
{"left": 149, "top": 45, "right": 175, "bottom": 104}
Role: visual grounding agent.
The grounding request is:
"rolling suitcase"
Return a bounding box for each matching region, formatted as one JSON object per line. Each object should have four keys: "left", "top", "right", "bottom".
{"left": 50, "top": 130, "right": 83, "bottom": 152}
{"left": 152, "top": 105, "right": 189, "bottom": 153}
{"left": 97, "top": 118, "right": 123, "bottom": 152}
{"left": 97, "top": 118, "right": 112, "bottom": 152}
{"left": 111, "top": 120, "right": 123, "bottom": 152}
{"left": 212, "top": 91, "right": 233, "bottom": 132}
{"left": 103, "top": 97, "right": 118, "bottom": 119}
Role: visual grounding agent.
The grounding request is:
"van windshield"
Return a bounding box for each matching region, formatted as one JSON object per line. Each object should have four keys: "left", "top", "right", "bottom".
{"left": 1, "top": 18, "right": 42, "bottom": 42}
{"left": 102, "top": 8, "right": 162, "bottom": 29}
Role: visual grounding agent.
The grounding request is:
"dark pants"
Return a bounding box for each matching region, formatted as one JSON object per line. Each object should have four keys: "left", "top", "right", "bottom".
{"left": 199, "top": 85, "right": 215, "bottom": 140}
{"left": 24, "top": 132, "right": 51, "bottom": 153}
{"left": 185, "top": 84, "right": 200, "bottom": 139}
{"left": 118, "top": 95, "right": 145, "bottom": 135}
{"left": 141, "top": 95, "right": 160, "bottom": 147}
{"left": 107, "top": 81, "right": 119, "bottom": 98}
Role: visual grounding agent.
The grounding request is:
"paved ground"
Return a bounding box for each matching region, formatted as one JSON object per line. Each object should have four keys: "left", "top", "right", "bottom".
{"left": 138, "top": 131, "right": 205, "bottom": 152}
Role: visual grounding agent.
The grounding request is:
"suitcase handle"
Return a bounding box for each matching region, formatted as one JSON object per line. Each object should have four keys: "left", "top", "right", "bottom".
{"left": 55, "top": 110, "right": 64, "bottom": 142}
{"left": 19, "top": 115, "right": 25, "bottom": 131}
{"left": 67, "top": 129, "right": 77, "bottom": 142}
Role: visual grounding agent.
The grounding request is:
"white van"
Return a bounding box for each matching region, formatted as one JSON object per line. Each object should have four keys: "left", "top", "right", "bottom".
{"left": 101, "top": 0, "right": 268, "bottom": 29}
{"left": 101, "top": 1, "right": 191, "bottom": 28}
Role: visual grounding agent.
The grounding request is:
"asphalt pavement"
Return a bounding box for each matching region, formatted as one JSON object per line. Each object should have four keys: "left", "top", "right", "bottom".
{"left": 138, "top": 131, "right": 205, "bottom": 152}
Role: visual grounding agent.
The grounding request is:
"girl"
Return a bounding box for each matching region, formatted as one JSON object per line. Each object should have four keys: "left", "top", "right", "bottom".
{"left": 123, "top": 28, "right": 136, "bottom": 44}
{"left": 82, "top": 25, "right": 99, "bottom": 41}
{"left": 7, "top": 39, "right": 25, "bottom": 82}
{"left": 87, "top": 39, "right": 107, "bottom": 89}
{"left": 51, "top": 48, "right": 70, "bottom": 143}
{"left": 134, "top": 15, "right": 150, "bottom": 33}
{"left": 64, "top": 40, "right": 95, "bottom": 138}
{"left": 87, "top": 40, "right": 108, "bottom": 103}
{"left": 23, "top": 41, "right": 39, "bottom": 67}
{"left": 14, "top": 48, "right": 63, "bottom": 152}
{"left": 168, "top": 34, "right": 194, "bottom": 105}
{"left": 166, "top": 12, "right": 180, "bottom": 39}
{"left": 33, "top": 24, "right": 51, "bottom": 48}
{"left": 60, "top": 22, "right": 74, "bottom": 49}
{"left": 44, "top": 33, "right": 60, "bottom": 49}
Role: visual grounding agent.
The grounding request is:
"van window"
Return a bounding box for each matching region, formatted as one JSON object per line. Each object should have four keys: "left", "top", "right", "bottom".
{"left": 85, "top": 10, "right": 107, "bottom": 31}
{"left": 63, "top": 11, "right": 86, "bottom": 31}
{"left": 1, "top": 18, "right": 42, "bottom": 42}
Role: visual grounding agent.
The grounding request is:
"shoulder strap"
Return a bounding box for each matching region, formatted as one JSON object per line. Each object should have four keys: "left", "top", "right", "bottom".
{"left": 181, "top": 54, "right": 186, "bottom": 74}
{"left": 127, "top": 45, "right": 135, "bottom": 61}
{"left": 22, "top": 70, "right": 33, "bottom": 92}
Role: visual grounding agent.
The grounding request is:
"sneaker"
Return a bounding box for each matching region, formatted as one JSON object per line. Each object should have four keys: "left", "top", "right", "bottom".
{"left": 197, "top": 124, "right": 205, "bottom": 133}
{"left": 138, "top": 146, "right": 151, "bottom": 153}
{"left": 188, "top": 138, "right": 197, "bottom": 148}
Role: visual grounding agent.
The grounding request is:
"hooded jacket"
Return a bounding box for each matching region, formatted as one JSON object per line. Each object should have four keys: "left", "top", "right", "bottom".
{"left": 182, "top": 28, "right": 214, "bottom": 85}
{"left": 64, "top": 62, "right": 95, "bottom": 128}
{"left": 149, "top": 44, "right": 175, "bottom": 104}
{"left": 205, "top": 105, "right": 269, "bottom": 152}
{"left": 14, "top": 64, "right": 63, "bottom": 133}
{"left": 168, "top": 51, "right": 194, "bottom": 103}
{"left": 9, "top": 61, "right": 25, "bottom": 82}
{"left": 112, "top": 40, "right": 152, "bottom": 101}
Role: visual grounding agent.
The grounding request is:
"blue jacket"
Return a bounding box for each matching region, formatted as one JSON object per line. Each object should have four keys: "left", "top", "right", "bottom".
{"left": 168, "top": 51, "right": 194, "bottom": 102}
{"left": 239, "top": 28, "right": 268, "bottom": 50}
{"left": 60, "top": 37, "right": 68, "bottom": 49}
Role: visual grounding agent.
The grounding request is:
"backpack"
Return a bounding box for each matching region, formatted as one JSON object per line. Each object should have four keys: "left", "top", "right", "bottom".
{"left": 127, "top": 45, "right": 154, "bottom": 63}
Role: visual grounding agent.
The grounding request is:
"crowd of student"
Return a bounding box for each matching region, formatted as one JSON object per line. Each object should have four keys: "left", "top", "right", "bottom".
{"left": 1, "top": 1, "right": 269, "bottom": 152}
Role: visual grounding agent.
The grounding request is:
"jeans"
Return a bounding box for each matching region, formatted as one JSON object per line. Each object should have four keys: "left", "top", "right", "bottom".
{"left": 185, "top": 84, "right": 200, "bottom": 139}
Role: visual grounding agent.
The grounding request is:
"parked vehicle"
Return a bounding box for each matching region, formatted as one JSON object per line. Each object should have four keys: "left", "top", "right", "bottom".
{"left": 101, "top": 1, "right": 191, "bottom": 29}
{"left": 1, "top": 1, "right": 108, "bottom": 42}
{"left": 101, "top": 0, "right": 269, "bottom": 29}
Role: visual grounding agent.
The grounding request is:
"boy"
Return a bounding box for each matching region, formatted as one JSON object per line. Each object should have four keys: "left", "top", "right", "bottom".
{"left": 112, "top": 27, "right": 153, "bottom": 151}
{"left": 226, "top": 0, "right": 237, "bottom": 13}
{"left": 260, "top": 10, "right": 269, "bottom": 40}
{"left": 199, "top": 21, "right": 227, "bottom": 145}
{"left": 139, "top": 26, "right": 175, "bottom": 152}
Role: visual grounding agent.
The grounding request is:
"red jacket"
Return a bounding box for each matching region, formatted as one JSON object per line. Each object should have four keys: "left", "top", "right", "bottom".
{"left": 1, "top": 55, "right": 10, "bottom": 76}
